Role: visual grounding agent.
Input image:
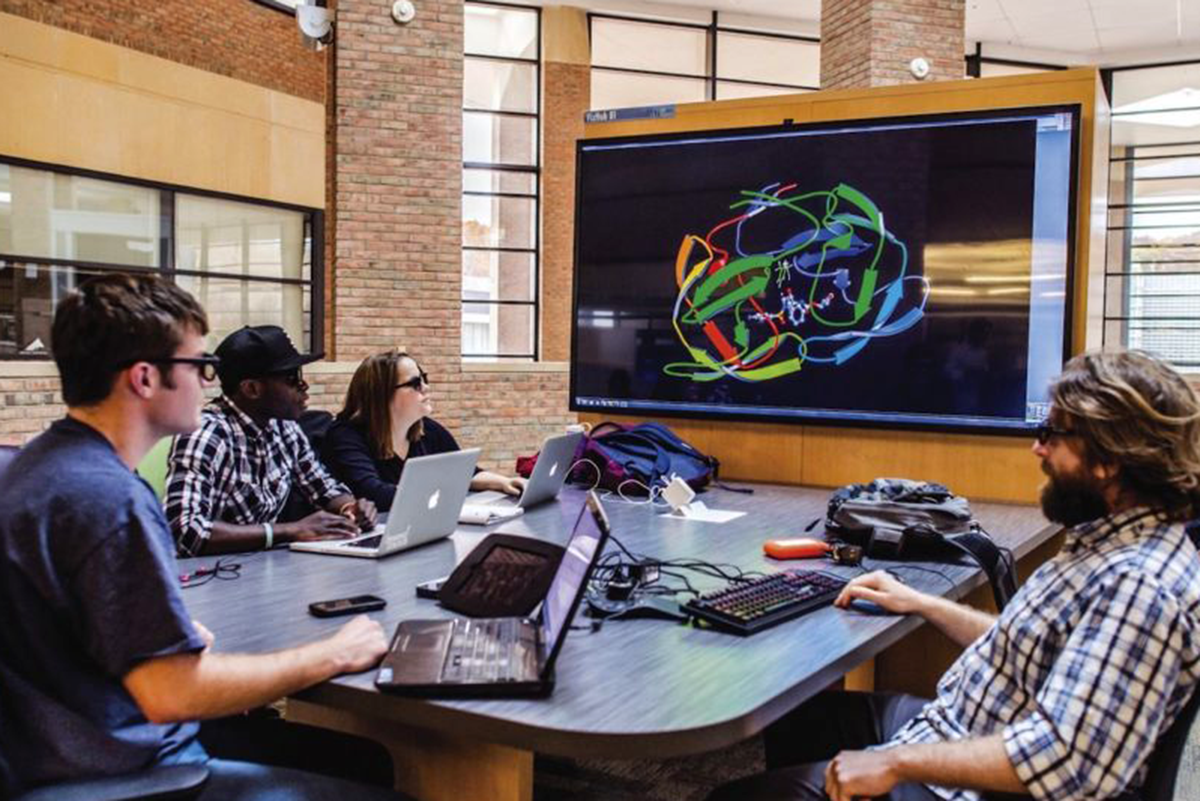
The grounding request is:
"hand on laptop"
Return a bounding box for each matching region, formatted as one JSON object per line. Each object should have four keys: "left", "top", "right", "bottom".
{"left": 283, "top": 510, "right": 362, "bottom": 542}
{"left": 350, "top": 498, "right": 378, "bottom": 530}
{"left": 325, "top": 615, "right": 389, "bottom": 674}
{"left": 471, "top": 472, "right": 527, "bottom": 496}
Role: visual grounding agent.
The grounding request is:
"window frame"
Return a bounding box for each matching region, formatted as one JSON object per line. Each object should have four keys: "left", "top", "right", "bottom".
{"left": 1102, "top": 59, "right": 1200, "bottom": 370}
{"left": 0, "top": 154, "right": 324, "bottom": 359}
{"left": 587, "top": 11, "right": 820, "bottom": 107}
{"left": 462, "top": 0, "right": 541, "bottom": 361}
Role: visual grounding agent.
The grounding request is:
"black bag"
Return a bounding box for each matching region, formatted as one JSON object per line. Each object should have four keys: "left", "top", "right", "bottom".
{"left": 825, "top": 478, "right": 1018, "bottom": 610}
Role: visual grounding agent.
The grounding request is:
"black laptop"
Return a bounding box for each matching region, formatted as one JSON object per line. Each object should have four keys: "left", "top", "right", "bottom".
{"left": 375, "top": 490, "right": 611, "bottom": 698}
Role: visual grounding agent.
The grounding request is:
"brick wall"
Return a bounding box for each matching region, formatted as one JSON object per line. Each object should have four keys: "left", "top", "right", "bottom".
{"left": 1, "top": 0, "right": 575, "bottom": 473}
{"left": 0, "top": 367, "right": 61, "bottom": 446}
{"left": 0, "top": 0, "right": 324, "bottom": 101}
{"left": 821, "top": 0, "right": 965, "bottom": 89}
{"left": 331, "top": 0, "right": 465, "bottom": 438}
{"left": 540, "top": 61, "right": 588, "bottom": 363}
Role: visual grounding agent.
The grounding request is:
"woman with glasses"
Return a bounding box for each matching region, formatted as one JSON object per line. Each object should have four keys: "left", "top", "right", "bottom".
{"left": 323, "top": 350, "right": 525, "bottom": 511}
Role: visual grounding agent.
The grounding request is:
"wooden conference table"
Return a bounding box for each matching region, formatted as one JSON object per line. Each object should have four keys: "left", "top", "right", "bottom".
{"left": 180, "top": 484, "right": 1058, "bottom": 801}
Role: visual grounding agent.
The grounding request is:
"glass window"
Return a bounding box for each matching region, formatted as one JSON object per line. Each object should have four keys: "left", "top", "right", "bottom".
{"left": 592, "top": 18, "right": 708, "bottom": 76}
{"left": 0, "top": 165, "right": 161, "bottom": 267}
{"left": 1105, "top": 62, "right": 1200, "bottom": 370}
{"left": 716, "top": 32, "right": 818, "bottom": 87}
{"left": 589, "top": 14, "right": 819, "bottom": 111}
{"left": 176, "top": 274, "right": 309, "bottom": 354}
{"left": 176, "top": 195, "right": 310, "bottom": 281}
{"left": 716, "top": 82, "right": 812, "bottom": 101}
{"left": 0, "top": 261, "right": 106, "bottom": 357}
{"left": 462, "top": 195, "right": 536, "bottom": 250}
{"left": 464, "top": 59, "right": 538, "bottom": 113}
{"left": 464, "top": 112, "right": 537, "bottom": 166}
{"left": 591, "top": 71, "right": 708, "bottom": 109}
{"left": 979, "top": 62, "right": 1050, "bottom": 78}
{"left": 463, "top": 168, "right": 536, "bottom": 195}
{"left": 462, "top": 2, "right": 539, "bottom": 360}
{"left": 465, "top": 3, "right": 537, "bottom": 59}
{"left": 0, "top": 159, "right": 321, "bottom": 360}
{"left": 462, "top": 250, "right": 535, "bottom": 302}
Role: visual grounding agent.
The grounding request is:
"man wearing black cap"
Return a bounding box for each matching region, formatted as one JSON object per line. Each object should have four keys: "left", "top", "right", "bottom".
{"left": 165, "top": 325, "right": 376, "bottom": 556}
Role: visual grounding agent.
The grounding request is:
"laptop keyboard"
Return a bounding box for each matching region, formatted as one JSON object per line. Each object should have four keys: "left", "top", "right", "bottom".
{"left": 441, "top": 618, "right": 525, "bottom": 683}
{"left": 344, "top": 534, "right": 383, "bottom": 549}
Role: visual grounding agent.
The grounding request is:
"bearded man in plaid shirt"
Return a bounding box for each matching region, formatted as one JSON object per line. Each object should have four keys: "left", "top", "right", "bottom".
{"left": 710, "top": 350, "right": 1200, "bottom": 801}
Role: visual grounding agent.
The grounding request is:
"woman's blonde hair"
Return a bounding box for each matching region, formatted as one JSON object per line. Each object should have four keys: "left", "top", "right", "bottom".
{"left": 1052, "top": 350, "right": 1200, "bottom": 519}
{"left": 338, "top": 350, "right": 425, "bottom": 460}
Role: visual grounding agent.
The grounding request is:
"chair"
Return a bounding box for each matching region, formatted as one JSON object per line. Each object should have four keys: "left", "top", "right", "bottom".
{"left": 12, "top": 763, "right": 210, "bottom": 801}
{"left": 136, "top": 436, "right": 174, "bottom": 501}
{"left": 1141, "top": 685, "right": 1200, "bottom": 801}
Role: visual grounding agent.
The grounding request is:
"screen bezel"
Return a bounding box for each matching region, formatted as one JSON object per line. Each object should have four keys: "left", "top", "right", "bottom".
{"left": 568, "top": 103, "right": 1081, "bottom": 437}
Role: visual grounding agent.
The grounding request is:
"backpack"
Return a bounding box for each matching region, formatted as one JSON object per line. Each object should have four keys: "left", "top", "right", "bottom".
{"left": 825, "top": 478, "right": 1018, "bottom": 610}
{"left": 568, "top": 422, "right": 719, "bottom": 495}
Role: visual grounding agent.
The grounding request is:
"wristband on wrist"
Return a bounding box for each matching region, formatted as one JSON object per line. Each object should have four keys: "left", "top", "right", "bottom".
{"left": 263, "top": 521, "right": 274, "bottom": 550}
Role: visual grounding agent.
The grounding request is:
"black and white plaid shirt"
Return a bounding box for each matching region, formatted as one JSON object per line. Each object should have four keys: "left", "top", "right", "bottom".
{"left": 882, "top": 507, "right": 1200, "bottom": 801}
{"left": 164, "top": 396, "right": 348, "bottom": 557}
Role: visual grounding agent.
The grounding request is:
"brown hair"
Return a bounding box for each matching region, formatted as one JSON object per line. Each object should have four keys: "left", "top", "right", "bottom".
{"left": 51, "top": 273, "right": 208, "bottom": 407}
{"left": 1052, "top": 350, "right": 1200, "bottom": 520}
{"left": 338, "top": 350, "right": 425, "bottom": 460}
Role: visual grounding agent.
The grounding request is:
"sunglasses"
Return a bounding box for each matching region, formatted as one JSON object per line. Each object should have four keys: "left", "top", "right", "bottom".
{"left": 1034, "top": 420, "right": 1077, "bottom": 445}
{"left": 268, "top": 369, "right": 306, "bottom": 388}
{"left": 149, "top": 355, "right": 221, "bottom": 382}
{"left": 395, "top": 371, "right": 430, "bottom": 392}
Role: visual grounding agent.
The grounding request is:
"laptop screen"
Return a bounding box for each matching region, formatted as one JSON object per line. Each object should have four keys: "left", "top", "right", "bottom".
{"left": 539, "top": 494, "right": 607, "bottom": 654}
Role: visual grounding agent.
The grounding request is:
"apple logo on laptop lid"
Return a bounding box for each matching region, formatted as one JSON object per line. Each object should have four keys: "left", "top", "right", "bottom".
{"left": 427, "top": 489, "right": 440, "bottom": 510}
{"left": 549, "top": 462, "right": 559, "bottom": 477}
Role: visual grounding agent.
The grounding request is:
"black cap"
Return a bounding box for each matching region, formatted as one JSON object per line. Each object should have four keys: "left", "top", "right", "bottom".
{"left": 214, "top": 325, "right": 322, "bottom": 386}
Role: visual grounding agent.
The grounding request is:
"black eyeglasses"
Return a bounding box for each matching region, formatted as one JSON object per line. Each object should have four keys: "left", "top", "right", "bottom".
{"left": 148, "top": 355, "right": 221, "bottom": 382}
{"left": 395, "top": 371, "right": 430, "bottom": 392}
{"left": 1034, "top": 421, "right": 1077, "bottom": 445}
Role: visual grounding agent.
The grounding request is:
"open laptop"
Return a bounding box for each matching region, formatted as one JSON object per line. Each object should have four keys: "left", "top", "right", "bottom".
{"left": 290, "top": 448, "right": 479, "bottom": 559}
{"left": 458, "top": 431, "right": 583, "bottom": 525}
{"left": 376, "top": 490, "right": 610, "bottom": 697}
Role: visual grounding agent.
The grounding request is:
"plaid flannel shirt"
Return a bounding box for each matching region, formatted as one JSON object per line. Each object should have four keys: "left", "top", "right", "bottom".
{"left": 164, "top": 396, "right": 348, "bottom": 557}
{"left": 882, "top": 507, "right": 1200, "bottom": 801}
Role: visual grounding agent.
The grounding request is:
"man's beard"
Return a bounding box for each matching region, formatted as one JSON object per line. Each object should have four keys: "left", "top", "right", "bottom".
{"left": 1040, "top": 469, "right": 1109, "bottom": 527}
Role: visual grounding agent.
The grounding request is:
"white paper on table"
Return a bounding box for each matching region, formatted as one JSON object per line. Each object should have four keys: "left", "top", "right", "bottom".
{"left": 659, "top": 500, "right": 746, "bottom": 524}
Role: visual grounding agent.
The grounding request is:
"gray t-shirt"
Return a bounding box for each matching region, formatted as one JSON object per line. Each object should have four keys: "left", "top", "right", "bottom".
{"left": 0, "top": 418, "right": 207, "bottom": 794}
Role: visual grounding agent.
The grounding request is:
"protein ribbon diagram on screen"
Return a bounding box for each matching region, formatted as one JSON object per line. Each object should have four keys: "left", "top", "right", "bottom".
{"left": 664, "top": 182, "right": 930, "bottom": 383}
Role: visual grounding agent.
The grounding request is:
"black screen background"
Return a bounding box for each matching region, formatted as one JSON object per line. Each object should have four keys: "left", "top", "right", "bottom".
{"left": 572, "top": 118, "right": 1047, "bottom": 423}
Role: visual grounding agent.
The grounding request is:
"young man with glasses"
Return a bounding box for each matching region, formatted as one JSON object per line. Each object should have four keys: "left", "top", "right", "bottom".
{"left": 709, "top": 351, "right": 1200, "bottom": 801}
{"left": 166, "top": 325, "right": 378, "bottom": 556}
{"left": 0, "top": 275, "right": 403, "bottom": 798}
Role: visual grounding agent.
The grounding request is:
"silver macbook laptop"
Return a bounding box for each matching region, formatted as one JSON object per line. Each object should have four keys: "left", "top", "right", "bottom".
{"left": 459, "top": 431, "right": 583, "bottom": 525}
{"left": 291, "top": 448, "right": 480, "bottom": 559}
{"left": 376, "top": 490, "right": 610, "bottom": 697}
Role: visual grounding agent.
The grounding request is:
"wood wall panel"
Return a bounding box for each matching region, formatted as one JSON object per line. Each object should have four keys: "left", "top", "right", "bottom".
{"left": 579, "top": 70, "right": 1109, "bottom": 504}
{"left": 0, "top": 12, "right": 324, "bottom": 207}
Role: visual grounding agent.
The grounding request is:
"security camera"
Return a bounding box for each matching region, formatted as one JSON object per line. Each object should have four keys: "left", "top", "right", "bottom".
{"left": 297, "top": 0, "right": 333, "bottom": 51}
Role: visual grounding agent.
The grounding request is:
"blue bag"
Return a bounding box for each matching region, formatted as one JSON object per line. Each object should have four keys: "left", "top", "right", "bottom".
{"left": 571, "top": 422, "right": 719, "bottom": 494}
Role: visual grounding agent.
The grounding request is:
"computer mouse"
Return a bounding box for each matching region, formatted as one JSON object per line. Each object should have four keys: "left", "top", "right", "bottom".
{"left": 846, "top": 598, "right": 890, "bottom": 616}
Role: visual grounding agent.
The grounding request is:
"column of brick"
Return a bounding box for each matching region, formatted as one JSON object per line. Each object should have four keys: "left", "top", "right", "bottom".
{"left": 332, "top": 0, "right": 466, "bottom": 428}
{"left": 539, "top": 7, "right": 589, "bottom": 363}
{"left": 821, "top": 0, "right": 965, "bottom": 90}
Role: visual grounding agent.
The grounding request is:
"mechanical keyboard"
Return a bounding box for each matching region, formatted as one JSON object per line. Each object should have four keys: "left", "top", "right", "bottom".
{"left": 683, "top": 570, "right": 848, "bottom": 635}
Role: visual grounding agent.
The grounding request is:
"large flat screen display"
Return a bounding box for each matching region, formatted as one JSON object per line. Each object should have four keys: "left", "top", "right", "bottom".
{"left": 570, "top": 106, "right": 1078, "bottom": 433}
